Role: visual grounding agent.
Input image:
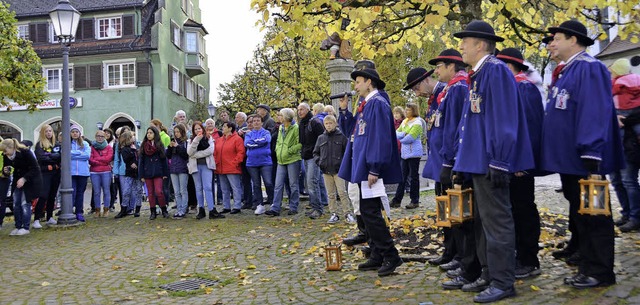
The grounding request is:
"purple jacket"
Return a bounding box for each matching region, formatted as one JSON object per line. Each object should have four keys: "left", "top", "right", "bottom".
{"left": 166, "top": 139, "right": 189, "bottom": 174}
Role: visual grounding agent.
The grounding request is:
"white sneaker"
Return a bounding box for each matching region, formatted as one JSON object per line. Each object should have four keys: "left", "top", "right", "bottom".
{"left": 32, "top": 220, "right": 42, "bottom": 229}
{"left": 9, "top": 229, "right": 19, "bottom": 235}
{"left": 254, "top": 205, "right": 266, "bottom": 215}
{"left": 327, "top": 213, "right": 339, "bottom": 224}
{"left": 16, "top": 228, "right": 30, "bottom": 236}
{"left": 47, "top": 218, "right": 57, "bottom": 225}
{"left": 345, "top": 213, "right": 357, "bottom": 224}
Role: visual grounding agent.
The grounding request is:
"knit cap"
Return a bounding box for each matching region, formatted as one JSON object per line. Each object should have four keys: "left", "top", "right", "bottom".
{"left": 610, "top": 58, "right": 631, "bottom": 76}
{"left": 70, "top": 124, "right": 82, "bottom": 134}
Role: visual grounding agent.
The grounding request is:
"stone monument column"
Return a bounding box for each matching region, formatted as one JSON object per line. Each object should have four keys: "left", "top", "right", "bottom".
{"left": 326, "top": 59, "right": 355, "bottom": 111}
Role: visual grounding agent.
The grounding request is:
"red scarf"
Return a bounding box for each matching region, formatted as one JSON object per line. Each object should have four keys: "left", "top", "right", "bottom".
{"left": 466, "top": 69, "right": 475, "bottom": 85}
{"left": 143, "top": 141, "right": 157, "bottom": 156}
{"left": 514, "top": 72, "right": 529, "bottom": 83}
{"left": 437, "top": 71, "right": 469, "bottom": 105}
{"left": 551, "top": 63, "right": 565, "bottom": 86}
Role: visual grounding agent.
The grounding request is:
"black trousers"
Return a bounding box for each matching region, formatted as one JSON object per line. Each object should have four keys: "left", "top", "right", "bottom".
{"left": 560, "top": 175, "right": 580, "bottom": 253}
{"left": 561, "top": 174, "right": 615, "bottom": 283}
{"left": 36, "top": 171, "right": 61, "bottom": 221}
{"left": 472, "top": 174, "right": 515, "bottom": 290}
{"left": 450, "top": 179, "right": 481, "bottom": 281}
{"left": 359, "top": 184, "right": 399, "bottom": 262}
{"left": 393, "top": 157, "right": 420, "bottom": 204}
{"left": 435, "top": 182, "right": 457, "bottom": 261}
{"left": 510, "top": 175, "right": 540, "bottom": 268}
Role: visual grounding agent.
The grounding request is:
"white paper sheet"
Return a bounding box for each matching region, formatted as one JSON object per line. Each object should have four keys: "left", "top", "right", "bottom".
{"left": 361, "top": 179, "right": 386, "bottom": 199}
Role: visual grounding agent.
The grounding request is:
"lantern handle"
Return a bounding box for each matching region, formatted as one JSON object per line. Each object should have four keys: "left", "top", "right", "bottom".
{"left": 453, "top": 184, "right": 462, "bottom": 190}
{"left": 589, "top": 174, "right": 603, "bottom": 180}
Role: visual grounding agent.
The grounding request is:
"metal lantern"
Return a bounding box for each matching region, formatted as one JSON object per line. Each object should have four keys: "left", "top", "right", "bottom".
{"left": 435, "top": 195, "right": 451, "bottom": 227}
{"left": 324, "top": 243, "right": 342, "bottom": 271}
{"left": 578, "top": 175, "right": 611, "bottom": 216}
{"left": 447, "top": 184, "right": 474, "bottom": 223}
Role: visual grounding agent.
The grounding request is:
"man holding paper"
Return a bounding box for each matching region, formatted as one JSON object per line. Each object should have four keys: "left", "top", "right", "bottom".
{"left": 338, "top": 66, "right": 403, "bottom": 277}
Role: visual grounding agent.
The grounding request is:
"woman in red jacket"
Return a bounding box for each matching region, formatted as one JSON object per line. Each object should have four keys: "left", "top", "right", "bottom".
{"left": 89, "top": 130, "right": 114, "bottom": 217}
{"left": 214, "top": 122, "right": 246, "bottom": 214}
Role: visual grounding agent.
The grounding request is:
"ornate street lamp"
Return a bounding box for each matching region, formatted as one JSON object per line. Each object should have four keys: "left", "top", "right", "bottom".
{"left": 50, "top": 0, "right": 80, "bottom": 225}
{"left": 207, "top": 103, "right": 217, "bottom": 119}
{"left": 96, "top": 122, "right": 104, "bottom": 130}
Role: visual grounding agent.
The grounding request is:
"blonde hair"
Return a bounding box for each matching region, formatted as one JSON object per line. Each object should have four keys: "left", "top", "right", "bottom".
{"left": 324, "top": 105, "right": 336, "bottom": 115}
{"left": 38, "top": 125, "right": 56, "bottom": 150}
{"left": 119, "top": 131, "right": 133, "bottom": 149}
{"left": 0, "top": 138, "right": 27, "bottom": 152}
{"left": 405, "top": 102, "right": 420, "bottom": 118}
{"left": 324, "top": 115, "right": 337, "bottom": 123}
{"left": 312, "top": 103, "right": 325, "bottom": 115}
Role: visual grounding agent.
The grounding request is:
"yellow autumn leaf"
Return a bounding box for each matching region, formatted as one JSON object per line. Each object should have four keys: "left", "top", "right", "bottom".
{"left": 530, "top": 285, "right": 540, "bottom": 291}
{"left": 130, "top": 280, "right": 140, "bottom": 283}
{"left": 41, "top": 281, "right": 50, "bottom": 286}
{"left": 247, "top": 265, "right": 257, "bottom": 269}
{"left": 342, "top": 274, "right": 358, "bottom": 281}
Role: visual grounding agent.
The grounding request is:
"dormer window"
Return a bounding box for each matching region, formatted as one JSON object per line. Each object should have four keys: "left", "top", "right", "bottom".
{"left": 97, "top": 16, "right": 122, "bottom": 39}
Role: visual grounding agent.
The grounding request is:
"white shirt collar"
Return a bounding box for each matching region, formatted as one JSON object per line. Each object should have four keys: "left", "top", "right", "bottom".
{"left": 473, "top": 54, "right": 491, "bottom": 72}
{"left": 365, "top": 90, "right": 379, "bottom": 101}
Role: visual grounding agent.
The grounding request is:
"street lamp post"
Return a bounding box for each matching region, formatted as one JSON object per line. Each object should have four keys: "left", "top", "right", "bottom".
{"left": 49, "top": 0, "right": 81, "bottom": 225}
{"left": 207, "top": 103, "right": 217, "bottom": 119}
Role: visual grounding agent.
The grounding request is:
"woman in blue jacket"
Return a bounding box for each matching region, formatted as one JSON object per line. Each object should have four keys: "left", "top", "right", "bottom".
{"left": 391, "top": 102, "right": 423, "bottom": 209}
{"left": 244, "top": 115, "right": 274, "bottom": 214}
{"left": 70, "top": 125, "right": 91, "bottom": 222}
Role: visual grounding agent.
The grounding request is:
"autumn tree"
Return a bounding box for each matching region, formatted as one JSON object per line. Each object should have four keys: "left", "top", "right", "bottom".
{"left": 0, "top": 1, "right": 47, "bottom": 112}
{"left": 251, "top": 0, "right": 639, "bottom": 61}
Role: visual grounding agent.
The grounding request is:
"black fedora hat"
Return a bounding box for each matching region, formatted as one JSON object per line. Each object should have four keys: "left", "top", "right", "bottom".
{"left": 428, "top": 49, "right": 466, "bottom": 66}
{"left": 541, "top": 35, "right": 554, "bottom": 45}
{"left": 351, "top": 68, "right": 386, "bottom": 90}
{"left": 402, "top": 68, "right": 434, "bottom": 90}
{"left": 497, "top": 48, "right": 529, "bottom": 71}
{"left": 453, "top": 20, "right": 504, "bottom": 42}
{"left": 354, "top": 60, "right": 376, "bottom": 71}
{"left": 548, "top": 20, "right": 594, "bottom": 46}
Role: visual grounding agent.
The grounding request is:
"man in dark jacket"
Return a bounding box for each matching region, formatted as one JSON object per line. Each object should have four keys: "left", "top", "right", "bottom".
{"left": 256, "top": 104, "right": 276, "bottom": 133}
{"left": 298, "top": 102, "right": 327, "bottom": 219}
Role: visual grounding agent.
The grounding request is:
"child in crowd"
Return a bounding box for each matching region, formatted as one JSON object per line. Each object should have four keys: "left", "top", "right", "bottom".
{"left": 34, "top": 124, "right": 61, "bottom": 227}
{"left": 138, "top": 126, "right": 169, "bottom": 220}
{"left": 90, "top": 130, "right": 114, "bottom": 217}
{"left": 70, "top": 125, "right": 91, "bottom": 222}
{"left": 166, "top": 123, "right": 190, "bottom": 218}
{"left": 118, "top": 131, "right": 143, "bottom": 217}
{"left": 313, "top": 115, "right": 354, "bottom": 224}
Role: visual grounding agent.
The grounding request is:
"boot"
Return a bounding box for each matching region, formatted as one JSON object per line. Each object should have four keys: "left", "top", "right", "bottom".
{"left": 134, "top": 206, "right": 141, "bottom": 217}
{"left": 196, "top": 207, "right": 206, "bottom": 220}
{"left": 114, "top": 206, "right": 128, "bottom": 219}
{"left": 94, "top": 208, "right": 101, "bottom": 217}
{"left": 149, "top": 207, "right": 157, "bottom": 220}
{"left": 342, "top": 215, "right": 368, "bottom": 246}
{"left": 209, "top": 209, "right": 225, "bottom": 219}
{"left": 161, "top": 206, "right": 169, "bottom": 218}
{"left": 103, "top": 207, "right": 110, "bottom": 217}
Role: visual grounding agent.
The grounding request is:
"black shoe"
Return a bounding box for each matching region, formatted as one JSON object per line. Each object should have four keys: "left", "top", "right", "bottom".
{"left": 221, "top": 209, "right": 231, "bottom": 214}
{"left": 614, "top": 216, "right": 629, "bottom": 227}
{"left": 473, "top": 286, "right": 516, "bottom": 303}
{"left": 619, "top": 219, "right": 640, "bottom": 232}
{"left": 439, "top": 259, "right": 461, "bottom": 271}
{"left": 389, "top": 200, "right": 401, "bottom": 208}
{"left": 358, "top": 259, "right": 382, "bottom": 271}
{"left": 161, "top": 207, "right": 169, "bottom": 218}
{"left": 241, "top": 203, "right": 252, "bottom": 210}
{"left": 287, "top": 210, "right": 298, "bottom": 215}
{"left": 134, "top": 206, "right": 141, "bottom": 217}
{"left": 342, "top": 233, "right": 367, "bottom": 246}
{"left": 446, "top": 267, "right": 463, "bottom": 279}
{"left": 565, "top": 252, "right": 582, "bottom": 266}
{"left": 209, "top": 209, "right": 225, "bottom": 219}
{"left": 405, "top": 202, "right": 419, "bottom": 209}
{"left": 462, "top": 277, "right": 490, "bottom": 292}
{"left": 428, "top": 255, "right": 452, "bottom": 266}
{"left": 515, "top": 265, "right": 541, "bottom": 279}
{"left": 264, "top": 210, "right": 279, "bottom": 217}
{"left": 442, "top": 276, "right": 471, "bottom": 290}
{"left": 196, "top": 207, "right": 206, "bottom": 220}
{"left": 149, "top": 208, "right": 157, "bottom": 220}
{"left": 114, "top": 207, "right": 129, "bottom": 219}
{"left": 551, "top": 247, "right": 574, "bottom": 259}
{"left": 230, "top": 209, "right": 241, "bottom": 214}
{"left": 378, "top": 257, "right": 403, "bottom": 277}
{"left": 564, "top": 273, "right": 610, "bottom": 288}
{"left": 361, "top": 246, "right": 371, "bottom": 258}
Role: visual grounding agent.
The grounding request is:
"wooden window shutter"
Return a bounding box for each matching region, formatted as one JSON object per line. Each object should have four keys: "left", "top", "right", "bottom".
{"left": 74, "top": 66, "right": 87, "bottom": 90}
{"left": 123, "top": 15, "right": 135, "bottom": 36}
{"left": 180, "top": 73, "right": 185, "bottom": 95}
{"left": 168, "top": 65, "right": 173, "bottom": 91}
{"left": 88, "top": 65, "right": 103, "bottom": 89}
{"left": 29, "top": 24, "right": 37, "bottom": 43}
{"left": 170, "top": 23, "right": 175, "bottom": 45}
{"left": 80, "top": 19, "right": 94, "bottom": 40}
{"left": 30, "top": 23, "right": 48, "bottom": 43}
{"left": 136, "top": 62, "right": 150, "bottom": 86}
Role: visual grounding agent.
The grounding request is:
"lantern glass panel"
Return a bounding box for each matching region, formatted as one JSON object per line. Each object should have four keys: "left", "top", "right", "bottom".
{"left": 450, "top": 194, "right": 460, "bottom": 218}
{"left": 592, "top": 185, "right": 606, "bottom": 209}
{"left": 462, "top": 193, "right": 472, "bottom": 217}
{"left": 436, "top": 198, "right": 448, "bottom": 222}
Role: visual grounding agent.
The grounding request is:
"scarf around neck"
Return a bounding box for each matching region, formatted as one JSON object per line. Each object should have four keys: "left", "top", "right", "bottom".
{"left": 143, "top": 141, "right": 158, "bottom": 156}
{"left": 93, "top": 140, "right": 107, "bottom": 150}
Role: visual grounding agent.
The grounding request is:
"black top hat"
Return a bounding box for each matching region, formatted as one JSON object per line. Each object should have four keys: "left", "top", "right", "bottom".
{"left": 453, "top": 20, "right": 504, "bottom": 42}
{"left": 354, "top": 60, "right": 376, "bottom": 71}
{"left": 403, "top": 68, "right": 434, "bottom": 90}
{"left": 256, "top": 104, "right": 271, "bottom": 112}
{"left": 428, "top": 49, "right": 466, "bottom": 66}
{"left": 351, "top": 68, "right": 386, "bottom": 90}
{"left": 541, "top": 35, "right": 554, "bottom": 45}
{"left": 497, "top": 48, "right": 529, "bottom": 71}
{"left": 548, "top": 20, "right": 594, "bottom": 46}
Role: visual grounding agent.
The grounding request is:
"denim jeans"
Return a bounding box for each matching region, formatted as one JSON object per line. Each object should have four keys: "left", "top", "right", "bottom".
{"left": 610, "top": 160, "right": 640, "bottom": 222}
{"left": 12, "top": 188, "right": 32, "bottom": 230}
{"left": 247, "top": 165, "right": 273, "bottom": 206}
{"left": 193, "top": 164, "right": 214, "bottom": 211}
{"left": 317, "top": 169, "right": 328, "bottom": 206}
{"left": 220, "top": 174, "right": 243, "bottom": 210}
{"left": 304, "top": 159, "right": 323, "bottom": 213}
{"left": 171, "top": 173, "right": 189, "bottom": 215}
{"left": 91, "top": 172, "right": 112, "bottom": 210}
{"left": 72, "top": 175, "right": 88, "bottom": 215}
{"left": 272, "top": 161, "right": 301, "bottom": 213}
{"left": 120, "top": 176, "right": 142, "bottom": 211}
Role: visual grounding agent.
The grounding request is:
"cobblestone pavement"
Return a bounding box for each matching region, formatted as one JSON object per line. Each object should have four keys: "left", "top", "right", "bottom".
{"left": 1, "top": 174, "right": 639, "bottom": 305}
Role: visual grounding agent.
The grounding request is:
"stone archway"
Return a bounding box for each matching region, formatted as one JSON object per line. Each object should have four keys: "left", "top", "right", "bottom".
{"left": 0, "top": 120, "right": 23, "bottom": 141}
{"left": 33, "top": 117, "right": 81, "bottom": 143}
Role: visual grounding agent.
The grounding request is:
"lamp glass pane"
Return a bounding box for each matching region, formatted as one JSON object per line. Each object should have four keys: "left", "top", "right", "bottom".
{"left": 450, "top": 195, "right": 460, "bottom": 218}
{"left": 436, "top": 199, "right": 447, "bottom": 222}
{"left": 593, "top": 185, "right": 606, "bottom": 209}
{"left": 463, "top": 193, "right": 471, "bottom": 217}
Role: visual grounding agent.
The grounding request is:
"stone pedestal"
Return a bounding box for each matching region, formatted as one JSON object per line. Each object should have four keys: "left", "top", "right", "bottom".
{"left": 326, "top": 59, "right": 355, "bottom": 111}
